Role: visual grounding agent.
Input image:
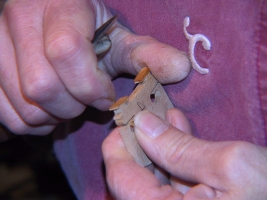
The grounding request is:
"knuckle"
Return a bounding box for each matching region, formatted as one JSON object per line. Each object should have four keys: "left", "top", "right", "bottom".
{"left": 165, "top": 132, "right": 195, "bottom": 165}
{"left": 23, "top": 77, "right": 56, "bottom": 103}
{"left": 45, "top": 31, "right": 81, "bottom": 62}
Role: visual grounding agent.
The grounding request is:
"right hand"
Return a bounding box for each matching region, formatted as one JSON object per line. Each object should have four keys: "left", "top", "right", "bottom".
{"left": 0, "top": 0, "right": 191, "bottom": 137}
{"left": 103, "top": 109, "right": 267, "bottom": 200}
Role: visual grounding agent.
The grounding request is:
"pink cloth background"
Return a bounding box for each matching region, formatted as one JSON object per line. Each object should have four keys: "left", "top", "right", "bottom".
{"left": 53, "top": 0, "right": 267, "bottom": 199}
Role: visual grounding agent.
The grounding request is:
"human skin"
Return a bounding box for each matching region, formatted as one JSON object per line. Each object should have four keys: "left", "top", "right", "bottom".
{"left": 0, "top": 0, "right": 191, "bottom": 138}
{"left": 103, "top": 109, "right": 267, "bottom": 200}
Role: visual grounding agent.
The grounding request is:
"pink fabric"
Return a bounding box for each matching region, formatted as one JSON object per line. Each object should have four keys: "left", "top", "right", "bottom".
{"left": 53, "top": 1, "right": 267, "bottom": 199}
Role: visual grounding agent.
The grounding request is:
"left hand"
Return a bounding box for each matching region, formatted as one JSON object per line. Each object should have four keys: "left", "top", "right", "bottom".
{"left": 0, "top": 0, "right": 191, "bottom": 137}
{"left": 102, "top": 109, "right": 267, "bottom": 200}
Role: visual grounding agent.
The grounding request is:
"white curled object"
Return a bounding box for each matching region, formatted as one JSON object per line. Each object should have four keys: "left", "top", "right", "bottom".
{"left": 183, "top": 17, "right": 211, "bottom": 74}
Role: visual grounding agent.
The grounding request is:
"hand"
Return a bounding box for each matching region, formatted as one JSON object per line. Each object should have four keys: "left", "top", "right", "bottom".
{"left": 0, "top": 0, "right": 190, "bottom": 136}
{"left": 103, "top": 109, "right": 267, "bottom": 199}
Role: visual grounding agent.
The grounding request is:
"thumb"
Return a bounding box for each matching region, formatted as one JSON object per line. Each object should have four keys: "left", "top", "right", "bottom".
{"left": 106, "top": 32, "right": 191, "bottom": 84}
{"left": 96, "top": 7, "right": 191, "bottom": 84}
{"left": 134, "top": 110, "right": 225, "bottom": 185}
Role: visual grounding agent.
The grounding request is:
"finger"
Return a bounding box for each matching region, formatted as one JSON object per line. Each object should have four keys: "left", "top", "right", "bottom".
{"left": 0, "top": 9, "right": 59, "bottom": 127}
{"left": 101, "top": 24, "right": 191, "bottom": 84}
{"left": 170, "top": 176, "right": 194, "bottom": 195}
{"left": 102, "top": 128, "right": 183, "bottom": 200}
{"left": 44, "top": 0, "right": 115, "bottom": 110}
{"left": 0, "top": 87, "right": 55, "bottom": 135}
{"left": 184, "top": 184, "right": 218, "bottom": 200}
{"left": 134, "top": 110, "right": 232, "bottom": 189}
{"left": 4, "top": 0, "right": 86, "bottom": 119}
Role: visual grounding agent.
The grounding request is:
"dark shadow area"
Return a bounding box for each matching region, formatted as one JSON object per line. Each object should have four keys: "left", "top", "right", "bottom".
{"left": 0, "top": 0, "right": 7, "bottom": 14}
{"left": 54, "top": 106, "right": 115, "bottom": 141}
{"left": 0, "top": 135, "right": 76, "bottom": 199}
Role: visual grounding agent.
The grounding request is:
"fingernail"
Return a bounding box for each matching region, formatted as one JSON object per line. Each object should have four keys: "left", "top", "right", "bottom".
{"left": 134, "top": 111, "right": 168, "bottom": 138}
{"left": 91, "top": 98, "right": 114, "bottom": 111}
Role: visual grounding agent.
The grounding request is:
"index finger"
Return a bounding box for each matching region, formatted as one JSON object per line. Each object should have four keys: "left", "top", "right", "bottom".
{"left": 44, "top": 0, "right": 115, "bottom": 110}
